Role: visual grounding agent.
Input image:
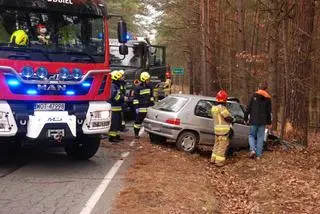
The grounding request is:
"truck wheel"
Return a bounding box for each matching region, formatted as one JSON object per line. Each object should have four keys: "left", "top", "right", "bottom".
{"left": 176, "top": 131, "right": 198, "bottom": 153}
{"left": 65, "top": 135, "right": 100, "bottom": 160}
{"left": 149, "top": 133, "right": 166, "bottom": 144}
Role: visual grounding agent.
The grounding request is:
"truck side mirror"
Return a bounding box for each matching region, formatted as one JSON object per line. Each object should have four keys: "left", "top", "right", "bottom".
{"left": 119, "top": 44, "right": 128, "bottom": 55}
{"left": 117, "top": 19, "right": 128, "bottom": 43}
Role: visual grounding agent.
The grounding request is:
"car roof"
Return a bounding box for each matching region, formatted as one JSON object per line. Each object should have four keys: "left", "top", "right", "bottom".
{"left": 169, "top": 94, "right": 240, "bottom": 104}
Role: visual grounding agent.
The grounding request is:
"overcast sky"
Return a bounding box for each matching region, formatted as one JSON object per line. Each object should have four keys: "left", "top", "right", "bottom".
{"left": 135, "top": 5, "right": 162, "bottom": 42}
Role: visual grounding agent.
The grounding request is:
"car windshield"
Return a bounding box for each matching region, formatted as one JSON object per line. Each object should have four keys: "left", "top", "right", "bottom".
{"left": 153, "top": 96, "right": 188, "bottom": 112}
{"left": 0, "top": 9, "right": 105, "bottom": 63}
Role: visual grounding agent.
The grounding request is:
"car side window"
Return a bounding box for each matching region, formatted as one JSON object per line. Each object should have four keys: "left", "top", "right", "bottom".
{"left": 226, "top": 102, "right": 245, "bottom": 123}
{"left": 195, "top": 100, "right": 215, "bottom": 118}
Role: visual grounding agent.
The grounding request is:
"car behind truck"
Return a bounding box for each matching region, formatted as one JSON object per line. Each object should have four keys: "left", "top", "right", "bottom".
{"left": 0, "top": 0, "right": 128, "bottom": 160}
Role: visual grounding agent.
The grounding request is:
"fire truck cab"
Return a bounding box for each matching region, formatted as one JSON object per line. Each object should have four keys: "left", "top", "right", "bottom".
{"left": 0, "top": 0, "right": 128, "bottom": 160}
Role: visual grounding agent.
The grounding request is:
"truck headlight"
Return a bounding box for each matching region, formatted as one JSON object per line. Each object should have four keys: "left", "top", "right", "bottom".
{"left": 91, "top": 110, "right": 111, "bottom": 120}
{"left": 0, "top": 111, "right": 9, "bottom": 131}
{"left": 0, "top": 112, "right": 7, "bottom": 121}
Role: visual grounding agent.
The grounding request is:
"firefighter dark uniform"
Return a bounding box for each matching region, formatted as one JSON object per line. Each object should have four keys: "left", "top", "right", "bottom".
{"left": 119, "top": 70, "right": 127, "bottom": 131}
{"left": 133, "top": 72, "right": 154, "bottom": 139}
{"left": 109, "top": 71, "right": 124, "bottom": 143}
{"left": 211, "top": 90, "right": 234, "bottom": 166}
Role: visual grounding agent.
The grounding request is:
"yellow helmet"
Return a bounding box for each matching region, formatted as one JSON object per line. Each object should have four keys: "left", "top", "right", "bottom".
{"left": 10, "top": 30, "right": 28, "bottom": 46}
{"left": 140, "top": 72, "right": 150, "bottom": 82}
{"left": 119, "top": 70, "right": 125, "bottom": 76}
{"left": 111, "top": 70, "right": 122, "bottom": 81}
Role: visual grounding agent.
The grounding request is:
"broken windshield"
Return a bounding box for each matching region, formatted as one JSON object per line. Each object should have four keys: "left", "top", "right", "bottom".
{"left": 0, "top": 8, "right": 105, "bottom": 63}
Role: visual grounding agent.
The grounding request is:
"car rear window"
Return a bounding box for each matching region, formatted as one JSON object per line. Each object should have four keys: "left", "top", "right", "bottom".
{"left": 153, "top": 96, "right": 188, "bottom": 112}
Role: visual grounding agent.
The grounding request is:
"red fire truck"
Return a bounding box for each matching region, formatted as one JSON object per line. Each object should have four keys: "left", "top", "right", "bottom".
{"left": 0, "top": 0, "right": 128, "bottom": 160}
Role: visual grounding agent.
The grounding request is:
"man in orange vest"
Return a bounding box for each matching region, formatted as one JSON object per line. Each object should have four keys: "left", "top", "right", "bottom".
{"left": 211, "top": 90, "right": 234, "bottom": 166}
{"left": 244, "top": 82, "right": 272, "bottom": 160}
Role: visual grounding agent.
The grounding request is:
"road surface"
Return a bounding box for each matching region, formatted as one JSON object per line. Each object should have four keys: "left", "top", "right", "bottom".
{"left": 0, "top": 139, "right": 134, "bottom": 214}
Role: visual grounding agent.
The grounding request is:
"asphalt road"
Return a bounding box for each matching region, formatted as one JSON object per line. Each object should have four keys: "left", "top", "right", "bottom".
{"left": 0, "top": 143, "right": 132, "bottom": 214}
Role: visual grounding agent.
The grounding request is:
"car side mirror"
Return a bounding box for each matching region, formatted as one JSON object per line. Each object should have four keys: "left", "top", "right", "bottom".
{"left": 119, "top": 44, "right": 128, "bottom": 55}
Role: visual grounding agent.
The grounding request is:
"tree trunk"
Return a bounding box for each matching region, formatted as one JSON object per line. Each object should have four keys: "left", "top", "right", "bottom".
{"left": 200, "top": 0, "right": 208, "bottom": 95}
{"left": 280, "top": 5, "right": 289, "bottom": 142}
{"left": 236, "top": 0, "right": 248, "bottom": 103}
{"left": 268, "top": 0, "right": 281, "bottom": 131}
{"left": 286, "top": 0, "right": 315, "bottom": 146}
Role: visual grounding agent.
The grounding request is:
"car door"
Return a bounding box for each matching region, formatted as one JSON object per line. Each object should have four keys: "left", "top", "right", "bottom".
{"left": 226, "top": 102, "right": 250, "bottom": 148}
{"left": 194, "top": 100, "right": 215, "bottom": 145}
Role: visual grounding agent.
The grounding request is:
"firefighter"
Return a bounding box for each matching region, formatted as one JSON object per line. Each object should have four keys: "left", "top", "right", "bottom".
{"left": 163, "top": 71, "right": 172, "bottom": 97}
{"left": 108, "top": 70, "right": 125, "bottom": 143}
{"left": 10, "top": 30, "right": 29, "bottom": 46}
{"left": 133, "top": 72, "right": 154, "bottom": 139}
{"left": 211, "top": 90, "right": 234, "bottom": 167}
{"left": 119, "top": 70, "right": 127, "bottom": 132}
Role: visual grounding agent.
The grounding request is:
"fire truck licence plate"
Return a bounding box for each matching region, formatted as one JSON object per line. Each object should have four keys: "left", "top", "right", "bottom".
{"left": 34, "top": 103, "right": 65, "bottom": 111}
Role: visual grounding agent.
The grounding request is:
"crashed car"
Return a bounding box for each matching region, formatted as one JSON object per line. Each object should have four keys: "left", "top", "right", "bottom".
{"left": 144, "top": 94, "right": 268, "bottom": 153}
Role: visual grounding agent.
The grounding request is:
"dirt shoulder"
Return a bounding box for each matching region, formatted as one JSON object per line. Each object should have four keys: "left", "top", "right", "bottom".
{"left": 112, "top": 134, "right": 320, "bottom": 214}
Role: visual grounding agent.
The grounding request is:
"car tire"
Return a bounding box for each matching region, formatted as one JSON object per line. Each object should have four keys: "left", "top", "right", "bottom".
{"left": 176, "top": 131, "right": 198, "bottom": 153}
{"left": 149, "top": 133, "right": 166, "bottom": 144}
{"left": 65, "top": 135, "right": 100, "bottom": 160}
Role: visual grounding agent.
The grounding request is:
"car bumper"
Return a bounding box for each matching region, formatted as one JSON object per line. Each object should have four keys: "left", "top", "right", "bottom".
{"left": 143, "top": 118, "right": 182, "bottom": 140}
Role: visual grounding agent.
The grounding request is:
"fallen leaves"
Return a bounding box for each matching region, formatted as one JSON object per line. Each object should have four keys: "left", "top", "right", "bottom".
{"left": 112, "top": 133, "right": 320, "bottom": 214}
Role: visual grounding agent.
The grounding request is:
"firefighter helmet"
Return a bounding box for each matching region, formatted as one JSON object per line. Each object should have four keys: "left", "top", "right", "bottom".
{"left": 140, "top": 72, "right": 150, "bottom": 82}
{"left": 111, "top": 70, "right": 122, "bottom": 81}
{"left": 216, "top": 90, "right": 228, "bottom": 103}
{"left": 119, "top": 70, "right": 125, "bottom": 76}
{"left": 165, "top": 71, "right": 171, "bottom": 79}
{"left": 10, "top": 30, "right": 29, "bottom": 46}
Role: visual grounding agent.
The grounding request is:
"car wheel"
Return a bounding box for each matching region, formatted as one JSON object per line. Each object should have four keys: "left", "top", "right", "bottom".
{"left": 149, "top": 133, "right": 166, "bottom": 144}
{"left": 176, "top": 131, "right": 198, "bottom": 153}
{"left": 65, "top": 135, "right": 100, "bottom": 160}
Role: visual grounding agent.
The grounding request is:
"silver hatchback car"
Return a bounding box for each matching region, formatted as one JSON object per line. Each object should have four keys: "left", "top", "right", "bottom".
{"left": 144, "top": 94, "right": 265, "bottom": 153}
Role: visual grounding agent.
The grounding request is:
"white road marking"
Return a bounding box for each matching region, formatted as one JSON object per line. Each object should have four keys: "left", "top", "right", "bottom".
{"left": 129, "top": 140, "right": 135, "bottom": 147}
{"left": 121, "top": 152, "right": 130, "bottom": 158}
{"left": 79, "top": 152, "right": 130, "bottom": 214}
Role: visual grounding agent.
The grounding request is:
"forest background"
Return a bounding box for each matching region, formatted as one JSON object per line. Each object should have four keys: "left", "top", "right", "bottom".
{"left": 107, "top": 0, "right": 319, "bottom": 146}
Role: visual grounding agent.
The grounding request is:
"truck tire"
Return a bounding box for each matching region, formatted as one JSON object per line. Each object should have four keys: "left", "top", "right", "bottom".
{"left": 65, "top": 135, "right": 100, "bottom": 160}
{"left": 149, "top": 133, "right": 166, "bottom": 144}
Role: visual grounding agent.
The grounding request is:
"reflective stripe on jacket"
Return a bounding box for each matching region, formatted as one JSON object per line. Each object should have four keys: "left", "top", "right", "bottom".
{"left": 133, "top": 83, "right": 154, "bottom": 109}
{"left": 109, "top": 81, "right": 124, "bottom": 108}
{"left": 212, "top": 105, "right": 232, "bottom": 135}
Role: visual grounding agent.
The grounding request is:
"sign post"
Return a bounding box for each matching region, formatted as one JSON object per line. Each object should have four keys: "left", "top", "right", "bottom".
{"left": 172, "top": 67, "right": 185, "bottom": 93}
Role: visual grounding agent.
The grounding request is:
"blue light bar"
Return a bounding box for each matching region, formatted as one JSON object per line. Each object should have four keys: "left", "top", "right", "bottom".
{"left": 66, "top": 90, "right": 75, "bottom": 95}
{"left": 7, "top": 79, "right": 20, "bottom": 86}
{"left": 26, "top": 90, "right": 37, "bottom": 95}
{"left": 82, "top": 82, "right": 91, "bottom": 87}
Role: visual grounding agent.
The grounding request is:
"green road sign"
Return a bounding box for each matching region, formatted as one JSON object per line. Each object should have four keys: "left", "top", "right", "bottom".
{"left": 172, "top": 67, "right": 184, "bottom": 75}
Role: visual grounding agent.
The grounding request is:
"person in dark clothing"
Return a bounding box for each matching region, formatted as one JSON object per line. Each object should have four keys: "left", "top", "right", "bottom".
{"left": 244, "top": 82, "right": 272, "bottom": 159}
{"left": 133, "top": 72, "right": 154, "bottom": 139}
{"left": 118, "top": 70, "right": 127, "bottom": 132}
{"left": 109, "top": 70, "right": 125, "bottom": 143}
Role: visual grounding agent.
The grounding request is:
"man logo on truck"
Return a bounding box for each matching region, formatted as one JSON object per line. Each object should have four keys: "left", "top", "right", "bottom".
{"left": 37, "top": 84, "right": 67, "bottom": 91}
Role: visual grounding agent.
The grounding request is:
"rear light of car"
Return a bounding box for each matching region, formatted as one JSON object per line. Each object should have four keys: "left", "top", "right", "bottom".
{"left": 165, "top": 118, "right": 180, "bottom": 125}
